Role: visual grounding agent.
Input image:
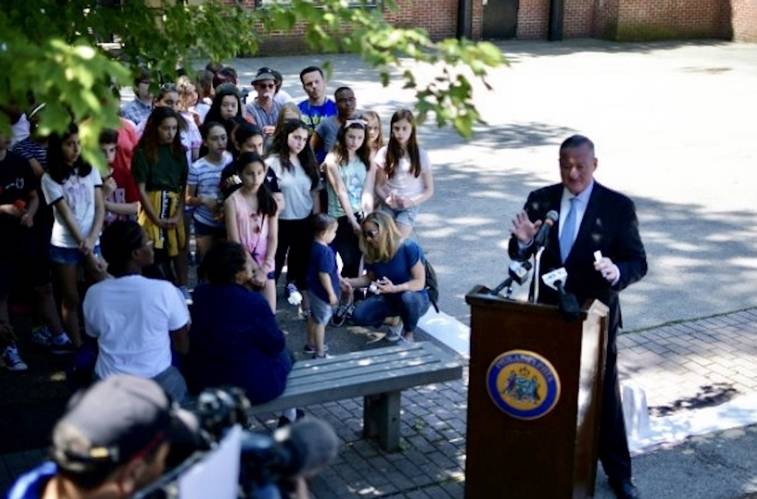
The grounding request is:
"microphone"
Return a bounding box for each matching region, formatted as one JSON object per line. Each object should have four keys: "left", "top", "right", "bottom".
{"left": 239, "top": 417, "right": 339, "bottom": 489}
{"left": 276, "top": 417, "right": 339, "bottom": 478}
{"left": 490, "top": 261, "right": 532, "bottom": 296}
{"left": 541, "top": 268, "right": 580, "bottom": 320}
{"left": 533, "top": 210, "right": 559, "bottom": 248}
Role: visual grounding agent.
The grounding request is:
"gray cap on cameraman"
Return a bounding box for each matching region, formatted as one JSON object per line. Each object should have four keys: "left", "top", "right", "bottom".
{"left": 51, "top": 375, "right": 197, "bottom": 474}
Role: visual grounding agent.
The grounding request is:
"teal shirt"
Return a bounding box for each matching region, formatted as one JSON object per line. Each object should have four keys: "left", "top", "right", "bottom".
{"left": 326, "top": 156, "right": 367, "bottom": 218}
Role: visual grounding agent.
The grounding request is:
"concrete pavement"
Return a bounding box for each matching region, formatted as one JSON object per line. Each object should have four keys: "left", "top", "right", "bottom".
{"left": 231, "top": 39, "right": 757, "bottom": 329}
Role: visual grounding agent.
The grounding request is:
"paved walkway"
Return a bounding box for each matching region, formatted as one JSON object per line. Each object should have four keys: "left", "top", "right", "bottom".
{"left": 3, "top": 306, "right": 757, "bottom": 498}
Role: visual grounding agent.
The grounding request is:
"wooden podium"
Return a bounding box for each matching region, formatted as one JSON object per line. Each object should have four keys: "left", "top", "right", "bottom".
{"left": 464, "top": 285, "right": 609, "bottom": 498}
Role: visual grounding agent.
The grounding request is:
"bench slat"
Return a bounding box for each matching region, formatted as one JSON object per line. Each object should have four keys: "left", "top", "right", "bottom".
{"left": 285, "top": 353, "right": 440, "bottom": 388}
{"left": 249, "top": 342, "right": 462, "bottom": 414}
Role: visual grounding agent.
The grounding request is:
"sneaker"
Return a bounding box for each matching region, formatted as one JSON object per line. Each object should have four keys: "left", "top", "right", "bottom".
{"left": 286, "top": 283, "right": 303, "bottom": 306}
{"left": 311, "top": 352, "right": 332, "bottom": 360}
{"left": 30, "top": 326, "right": 52, "bottom": 347}
{"left": 31, "top": 327, "right": 74, "bottom": 354}
{"left": 331, "top": 302, "right": 354, "bottom": 327}
{"left": 2, "top": 345, "right": 28, "bottom": 371}
{"left": 303, "top": 343, "right": 329, "bottom": 354}
{"left": 384, "top": 321, "right": 403, "bottom": 342}
{"left": 397, "top": 334, "right": 414, "bottom": 345}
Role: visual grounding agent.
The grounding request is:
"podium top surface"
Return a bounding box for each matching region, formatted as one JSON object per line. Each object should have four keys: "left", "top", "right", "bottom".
{"left": 465, "top": 285, "right": 608, "bottom": 319}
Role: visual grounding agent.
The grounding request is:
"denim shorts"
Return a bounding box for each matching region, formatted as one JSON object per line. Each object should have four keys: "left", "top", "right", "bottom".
{"left": 49, "top": 245, "right": 101, "bottom": 265}
{"left": 308, "top": 291, "right": 334, "bottom": 326}
{"left": 194, "top": 218, "right": 225, "bottom": 237}
{"left": 380, "top": 205, "right": 418, "bottom": 228}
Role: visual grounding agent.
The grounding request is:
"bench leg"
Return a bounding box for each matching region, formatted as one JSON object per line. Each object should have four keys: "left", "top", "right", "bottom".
{"left": 363, "top": 391, "right": 401, "bottom": 452}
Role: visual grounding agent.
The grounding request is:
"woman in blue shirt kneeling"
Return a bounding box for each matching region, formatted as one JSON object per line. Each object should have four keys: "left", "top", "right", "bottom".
{"left": 346, "top": 211, "right": 430, "bottom": 343}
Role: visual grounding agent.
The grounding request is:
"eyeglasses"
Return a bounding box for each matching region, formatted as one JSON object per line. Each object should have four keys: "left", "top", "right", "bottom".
{"left": 362, "top": 228, "right": 379, "bottom": 239}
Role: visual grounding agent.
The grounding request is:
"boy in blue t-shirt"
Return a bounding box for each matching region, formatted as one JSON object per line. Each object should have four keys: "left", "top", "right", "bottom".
{"left": 305, "top": 214, "right": 347, "bottom": 358}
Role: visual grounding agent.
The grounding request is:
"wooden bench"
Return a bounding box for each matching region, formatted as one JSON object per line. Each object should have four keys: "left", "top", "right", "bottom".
{"left": 249, "top": 341, "right": 463, "bottom": 451}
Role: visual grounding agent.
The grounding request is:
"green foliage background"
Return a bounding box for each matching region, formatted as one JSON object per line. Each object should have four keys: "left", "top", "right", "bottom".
{"left": 0, "top": 0, "right": 503, "bottom": 168}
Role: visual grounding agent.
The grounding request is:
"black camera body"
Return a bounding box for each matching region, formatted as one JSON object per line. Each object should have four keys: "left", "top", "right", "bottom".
{"left": 134, "top": 387, "right": 333, "bottom": 499}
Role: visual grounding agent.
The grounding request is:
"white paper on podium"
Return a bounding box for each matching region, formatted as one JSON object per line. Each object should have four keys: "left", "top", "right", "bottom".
{"left": 178, "top": 424, "right": 242, "bottom": 499}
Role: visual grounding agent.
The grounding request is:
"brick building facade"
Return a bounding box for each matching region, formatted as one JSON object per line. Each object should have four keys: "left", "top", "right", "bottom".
{"left": 242, "top": 0, "right": 756, "bottom": 55}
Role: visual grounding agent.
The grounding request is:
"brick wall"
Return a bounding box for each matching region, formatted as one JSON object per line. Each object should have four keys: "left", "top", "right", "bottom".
{"left": 246, "top": 1, "right": 483, "bottom": 55}
{"left": 563, "top": 0, "right": 596, "bottom": 37}
{"left": 614, "top": 0, "right": 728, "bottom": 40}
{"left": 516, "top": 0, "right": 738, "bottom": 41}
{"left": 517, "top": 0, "right": 551, "bottom": 39}
{"left": 729, "top": 0, "right": 757, "bottom": 41}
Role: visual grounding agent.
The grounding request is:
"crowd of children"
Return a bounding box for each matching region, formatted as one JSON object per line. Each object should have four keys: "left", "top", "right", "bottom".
{"left": 0, "top": 62, "right": 436, "bottom": 409}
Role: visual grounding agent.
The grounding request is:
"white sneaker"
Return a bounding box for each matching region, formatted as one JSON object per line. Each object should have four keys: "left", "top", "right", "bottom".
{"left": 3, "top": 345, "right": 28, "bottom": 371}
{"left": 384, "top": 321, "right": 403, "bottom": 342}
{"left": 286, "top": 283, "right": 303, "bottom": 306}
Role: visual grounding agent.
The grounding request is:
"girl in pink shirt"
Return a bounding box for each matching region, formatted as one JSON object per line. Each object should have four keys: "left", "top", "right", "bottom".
{"left": 224, "top": 152, "right": 279, "bottom": 312}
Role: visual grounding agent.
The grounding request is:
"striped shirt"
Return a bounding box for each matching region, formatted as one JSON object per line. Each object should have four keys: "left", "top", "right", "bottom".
{"left": 188, "top": 152, "right": 232, "bottom": 227}
{"left": 11, "top": 138, "right": 47, "bottom": 170}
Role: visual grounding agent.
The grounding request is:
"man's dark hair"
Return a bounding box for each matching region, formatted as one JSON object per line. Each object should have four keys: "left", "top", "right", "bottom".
{"left": 101, "top": 221, "right": 145, "bottom": 277}
{"left": 205, "top": 61, "right": 223, "bottom": 74}
{"left": 299, "top": 66, "right": 324, "bottom": 83}
{"left": 202, "top": 241, "right": 247, "bottom": 285}
{"left": 133, "top": 66, "right": 151, "bottom": 88}
{"left": 560, "top": 134, "right": 594, "bottom": 152}
{"left": 98, "top": 128, "right": 119, "bottom": 146}
{"left": 219, "top": 66, "right": 238, "bottom": 83}
{"left": 334, "top": 86, "right": 352, "bottom": 99}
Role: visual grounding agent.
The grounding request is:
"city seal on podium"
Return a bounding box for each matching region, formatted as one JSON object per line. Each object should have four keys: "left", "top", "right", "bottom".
{"left": 486, "top": 349, "right": 561, "bottom": 420}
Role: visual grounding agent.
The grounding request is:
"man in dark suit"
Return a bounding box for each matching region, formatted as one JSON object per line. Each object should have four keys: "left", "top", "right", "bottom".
{"left": 509, "top": 135, "right": 647, "bottom": 499}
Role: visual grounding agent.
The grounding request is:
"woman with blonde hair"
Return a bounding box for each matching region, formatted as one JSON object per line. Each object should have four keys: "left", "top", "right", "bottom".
{"left": 345, "top": 211, "right": 429, "bottom": 343}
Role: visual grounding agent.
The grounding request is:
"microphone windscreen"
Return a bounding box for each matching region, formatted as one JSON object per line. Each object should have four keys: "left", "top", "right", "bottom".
{"left": 276, "top": 417, "right": 339, "bottom": 477}
{"left": 545, "top": 210, "right": 559, "bottom": 225}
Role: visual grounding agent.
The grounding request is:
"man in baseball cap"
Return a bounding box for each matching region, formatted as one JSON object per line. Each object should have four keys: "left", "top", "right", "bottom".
{"left": 6, "top": 375, "right": 197, "bottom": 498}
{"left": 245, "top": 67, "right": 283, "bottom": 139}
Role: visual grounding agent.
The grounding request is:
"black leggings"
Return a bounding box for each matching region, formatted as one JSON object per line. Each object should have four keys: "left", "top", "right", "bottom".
{"left": 333, "top": 214, "right": 362, "bottom": 278}
{"left": 275, "top": 217, "right": 312, "bottom": 290}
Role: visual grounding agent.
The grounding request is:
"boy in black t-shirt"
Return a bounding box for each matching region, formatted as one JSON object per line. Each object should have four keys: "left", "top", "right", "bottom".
{"left": 0, "top": 133, "right": 38, "bottom": 370}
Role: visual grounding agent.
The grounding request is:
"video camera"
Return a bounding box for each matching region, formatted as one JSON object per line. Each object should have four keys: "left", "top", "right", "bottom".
{"left": 134, "top": 387, "right": 338, "bottom": 499}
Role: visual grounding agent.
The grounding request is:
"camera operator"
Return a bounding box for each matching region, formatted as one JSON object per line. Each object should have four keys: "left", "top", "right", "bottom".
{"left": 6, "top": 375, "right": 196, "bottom": 499}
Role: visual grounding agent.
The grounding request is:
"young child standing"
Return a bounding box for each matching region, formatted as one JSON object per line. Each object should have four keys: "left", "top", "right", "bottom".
{"left": 186, "top": 122, "right": 232, "bottom": 266}
{"left": 305, "top": 214, "right": 347, "bottom": 359}
{"left": 224, "top": 152, "right": 279, "bottom": 312}
{"left": 132, "top": 107, "right": 189, "bottom": 293}
{"left": 41, "top": 124, "right": 106, "bottom": 347}
{"left": 99, "top": 129, "right": 139, "bottom": 226}
{"left": 373, "top": 109, "right": 434, "bottom": 238}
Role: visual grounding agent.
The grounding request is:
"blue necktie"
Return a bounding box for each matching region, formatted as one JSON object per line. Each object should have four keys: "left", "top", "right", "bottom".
{"left": 560, "top": 197, "right": 578, "bottom": 263}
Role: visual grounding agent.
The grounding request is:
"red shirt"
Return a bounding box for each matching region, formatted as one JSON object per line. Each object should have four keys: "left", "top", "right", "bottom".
{"left": 113, "top": 118, "right": 139, "bottom": 203}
